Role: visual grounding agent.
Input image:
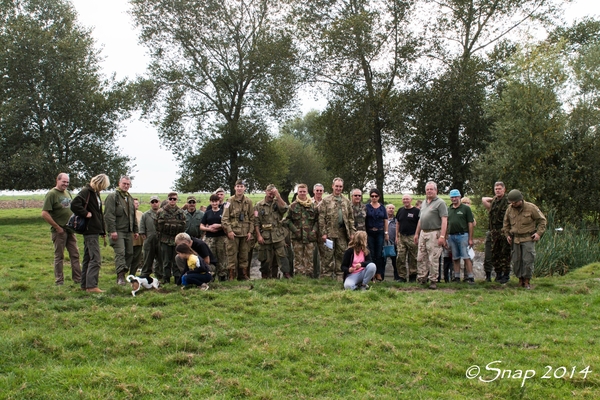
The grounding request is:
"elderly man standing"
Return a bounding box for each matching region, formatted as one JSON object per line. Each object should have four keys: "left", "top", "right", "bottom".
{"left": 318, "top": 177, "right": 355, "bottom": 279}
{"left": 222, "top": 180, "right": 254, "bottom": 280}
{"left": 285, "top": 183, "right": 318, "bottom": 277}
{"left": 503, "top": 189, "right": 546, "bottom": 289}
{"left": 41, "top": 173, "right": 82, "bottom": 285}
{"left": 255, "top": 184, "right": 291, "bottom": 279}
{"left": 104, "top": 176, "right": 139, "bottom": 285}
{"left": 413, "top": 182, "right": 448, "bottom": 289}
{"left": 482, "top": 182, "right": 512, "bottom": 283}
{"left": 446, "top": 189, "right": 475, "bottom": 283}
{"left": 351, "top": 188, "right": 366, "bottom": 232}
{"left": 395, "top": 194, "right": 419, "bottom": 283}
{"left": 184, "top": 196, "right": 204, "bottom": 239}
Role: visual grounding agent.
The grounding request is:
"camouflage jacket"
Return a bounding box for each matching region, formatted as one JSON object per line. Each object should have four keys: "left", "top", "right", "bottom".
{"left": 318, "top": 194, "right": 355, "bottom": 239}
{"left": 254, "top": 199, "right": 288, "bottom": 244}
{"left": 156, "top": 205, "right": 186, "bottom": 245}
{"left": 284, "top": 201, "right": 318, "bottom": 243}
{"left": 488, "top": 195, "right": 509, "bottom": 230}
{"left": 352, "top": 203, "right": 366, "bottom": 231}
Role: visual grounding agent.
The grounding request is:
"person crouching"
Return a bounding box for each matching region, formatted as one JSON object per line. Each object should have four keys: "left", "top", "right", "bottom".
{"left": 175, "top": 243, "right": 212, "bottom": 290}
{"left": 341, "top": 231, "right": 376, "bottom": 290}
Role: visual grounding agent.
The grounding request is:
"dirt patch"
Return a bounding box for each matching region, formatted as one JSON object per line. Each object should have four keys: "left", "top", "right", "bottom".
{"left": 0, "top": 200, "right": 44, "bottom": 209}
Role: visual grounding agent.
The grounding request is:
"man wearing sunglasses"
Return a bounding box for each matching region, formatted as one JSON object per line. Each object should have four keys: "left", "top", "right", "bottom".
{"left": 156, "top": 192, "right": 186, "bottom": 284}
{"left": 184, "top": 196, "right": 204, "bottom": 239}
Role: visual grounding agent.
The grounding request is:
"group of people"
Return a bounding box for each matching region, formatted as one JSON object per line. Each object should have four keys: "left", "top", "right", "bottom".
{"left": 41, "top": 174, "right": 547, "bottom": 293}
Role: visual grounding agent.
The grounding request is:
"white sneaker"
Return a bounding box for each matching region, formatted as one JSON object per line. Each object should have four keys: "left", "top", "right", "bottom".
{"left": 200, "top": 283, "right": 209, "bottom": 291}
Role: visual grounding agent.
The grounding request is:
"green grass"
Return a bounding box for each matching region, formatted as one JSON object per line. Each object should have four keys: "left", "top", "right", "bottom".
{"left": 1, "top": 208, "right": 600, "bottom": 399}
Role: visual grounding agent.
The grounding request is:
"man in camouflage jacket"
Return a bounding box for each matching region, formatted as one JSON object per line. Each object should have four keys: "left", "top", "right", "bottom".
{"left": 318, "top": 177, "right": 355, "bottom": 279}
{"left": 255, "top": 184, "right": 291, "bottom": 279}
{"left": 284, "top": 183, "right": 318, "bottom": 277}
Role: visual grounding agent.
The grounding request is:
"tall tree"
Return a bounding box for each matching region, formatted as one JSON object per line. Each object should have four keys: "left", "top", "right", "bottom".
{"left": 398, "top": 0, "right": 562, "bottom": 194}
{"left": 131, "top": 0, "right": 299, "bottom": 194}
{"left": 0, "top": 0, "right": 133, "bottom": 190}
{"left": 475, "top": 20, "right": 600, "bottom": 223}
{"left": 293, "top": 0, "right": 420, "bottom": 201}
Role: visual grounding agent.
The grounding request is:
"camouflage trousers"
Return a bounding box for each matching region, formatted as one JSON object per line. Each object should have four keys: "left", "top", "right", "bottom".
{"left": 396, "top": 234, "right": 418, "bottom": 279}
{"left": 313, "top": 240, "right": 332, "bottom": 278}
{"left": 321, "top": 235, "right": 348, "bottom": 280}
{"left": 416, "top": 230, "right": 443, "bottom": 283}
{"left": 292, "top": 240, "right": 315, "bottom": 277}
{"left": 490, "top": 229, "right": 512, "bottom": 275}
{"left": 205, "top": 236, "right": 229, "bottom": 278}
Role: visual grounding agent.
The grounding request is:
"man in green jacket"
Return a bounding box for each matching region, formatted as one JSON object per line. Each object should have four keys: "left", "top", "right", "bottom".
{"left": 104, "top": 176, "right": 139, "bottom": 285}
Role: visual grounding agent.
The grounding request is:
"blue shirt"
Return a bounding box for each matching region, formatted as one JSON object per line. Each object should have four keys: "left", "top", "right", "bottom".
{"left": 365, "top": 203, "right": 386, "bottom": 230}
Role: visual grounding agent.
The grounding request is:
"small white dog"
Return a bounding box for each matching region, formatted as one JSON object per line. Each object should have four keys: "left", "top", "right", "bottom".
{"left": 126, "top": 275, "right": 160, "bottom": 297}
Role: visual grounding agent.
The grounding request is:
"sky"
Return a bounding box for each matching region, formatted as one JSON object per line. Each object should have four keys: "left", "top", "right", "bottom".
{"left": 68, "top": 0, "right": 600, "bottom": 193}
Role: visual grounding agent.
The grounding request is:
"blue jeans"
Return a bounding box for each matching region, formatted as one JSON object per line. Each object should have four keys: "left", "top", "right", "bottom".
{"left": 367, "top": 230, "right": 385, "bottom": 278}
{"left": 344, "top": 263, "right": 377, "bottom": 290}
{"left": 447, "top": 233, "right": 469, "bottom": 260}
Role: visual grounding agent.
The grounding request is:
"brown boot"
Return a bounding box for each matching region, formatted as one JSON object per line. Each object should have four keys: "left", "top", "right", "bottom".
{"left": 117, "top": 272, "right": 126, "bottom": 285}
{"left": 518, "top": 277, "right": 524, "bottom": 287}
{"left": 229, "top": 269, "right": 236, "bottom": 281}
{"left": 524, "top": 278, "right": 531, "bottom": 290}
{"left": 283, "top": 273, "right": 292, "bottom": 279}
{"left": 86, "top": 287, "right": 104, "bottom": 293}
{"left": 375, "top": 274, "right": 383, "bottom": 282}
{"left": 240, "top": 270, "right": 250, "bottom": 280}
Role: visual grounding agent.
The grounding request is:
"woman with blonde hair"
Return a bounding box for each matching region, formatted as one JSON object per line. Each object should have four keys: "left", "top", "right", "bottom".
{"left": 71, "top": 174, "right": 110, "bottom": 293}
{"left": 341, "top": 231, "right": 376, "bottom": 290}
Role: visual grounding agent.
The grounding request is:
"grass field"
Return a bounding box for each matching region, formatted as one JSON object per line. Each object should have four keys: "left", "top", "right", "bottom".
{"left": 1, "top": 208, "right": 599, "bottom": 399}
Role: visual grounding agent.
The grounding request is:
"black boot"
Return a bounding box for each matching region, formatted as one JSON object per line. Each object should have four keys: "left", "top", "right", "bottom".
{"left": 499, "top": 272, "right": 510, "bottom": 284}
{"left": 485, "top": 272, "right": 492, "bottom": 282}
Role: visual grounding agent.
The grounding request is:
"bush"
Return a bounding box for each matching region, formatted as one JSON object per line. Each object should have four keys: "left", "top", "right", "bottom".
{"left": 534, "top": 211, "right": 600, "bottom": 276}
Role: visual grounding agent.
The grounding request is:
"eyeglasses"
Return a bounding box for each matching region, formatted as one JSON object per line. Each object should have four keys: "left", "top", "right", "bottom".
{"left": 169, "top": 197, "right": 178, "bottom": 201}
{"left": 314, "top": 190, "right": 323, "bottom": 192}
{"left": 188, "top": 200, "right": 196, "bottom": 204}
{"left": 150, "top": 200, "right": 159, "bottom": 204}
{"left": 370, "top": 195, "right": 379, "bottom": 198}
{"left": 353, "top": 194, "right": 362, "bottom": 197}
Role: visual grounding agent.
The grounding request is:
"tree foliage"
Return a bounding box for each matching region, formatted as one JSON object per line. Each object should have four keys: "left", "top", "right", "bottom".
{"left": 475, "top": 20, "right": 600, "bottom": 223}
{"left": 131, "top": 0, "right": 299, "bottom": 194}
{"left": 292, "top": 0, "right": 420, "bottom": 201}
{"left": 0, "top": 0, "right": 133, "bottom": 190}
{"left": 396, "top": 0, "right": 562, "bottom": 195}
{"left": 272, "top": 133, "right": 329, "bottom": 203}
